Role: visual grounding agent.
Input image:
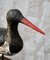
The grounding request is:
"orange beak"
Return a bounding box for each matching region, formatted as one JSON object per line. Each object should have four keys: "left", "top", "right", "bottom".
{"left": 20, "top": 18, "right": 45, "bottom": 35}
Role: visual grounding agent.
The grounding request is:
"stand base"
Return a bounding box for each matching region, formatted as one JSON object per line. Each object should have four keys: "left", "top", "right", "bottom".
{"left": 0, "top": 56, "right": 11, "bottom": 60}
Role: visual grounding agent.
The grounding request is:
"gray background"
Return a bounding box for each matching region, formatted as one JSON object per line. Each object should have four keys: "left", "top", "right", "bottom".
{"left": 0, "top": 0, "right": 50, "bottom": 60}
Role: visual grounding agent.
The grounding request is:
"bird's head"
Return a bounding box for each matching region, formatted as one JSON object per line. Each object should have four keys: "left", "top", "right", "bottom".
{"left": 6, "top": 9, "right": 45, "bottom": 35}
{"left": 6, "top": 9, "right": 24, "bottom": 23}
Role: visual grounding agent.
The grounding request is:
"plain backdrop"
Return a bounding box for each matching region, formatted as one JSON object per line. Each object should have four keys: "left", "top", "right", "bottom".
{"left": 0, "top": 0, "right": 50, "bottom": 60}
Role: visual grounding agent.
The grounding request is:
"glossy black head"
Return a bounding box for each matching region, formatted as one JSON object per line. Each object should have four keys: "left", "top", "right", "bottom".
{"left": 6, "top": 9, "right": 24, "bottom": 23}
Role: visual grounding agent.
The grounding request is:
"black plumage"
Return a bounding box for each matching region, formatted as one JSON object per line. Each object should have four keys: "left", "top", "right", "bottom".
{"left": 0, "top": 9, "right": 45, "bottom": 58}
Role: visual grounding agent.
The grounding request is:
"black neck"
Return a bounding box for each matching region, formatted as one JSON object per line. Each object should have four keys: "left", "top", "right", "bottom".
{"left": 8, "top": 21, "right": 19, "bottom": 39}
{"left": 7, "top": 20, "right": 23, "bottom": 54}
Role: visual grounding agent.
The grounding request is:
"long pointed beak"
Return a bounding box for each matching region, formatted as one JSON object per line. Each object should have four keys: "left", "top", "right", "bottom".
{"left": 20, "top": 18, "right": 45, "bottom": 35}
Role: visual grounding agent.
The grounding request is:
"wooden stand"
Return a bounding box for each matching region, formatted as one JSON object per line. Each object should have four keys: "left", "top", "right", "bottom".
{"left": 0, "top": 54, "right": 11, "bottom": 60}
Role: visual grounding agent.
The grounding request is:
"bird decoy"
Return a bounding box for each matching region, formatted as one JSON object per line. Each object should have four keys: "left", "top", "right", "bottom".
{"left": 0, "top": 9, "right": 45, "bottom": 60}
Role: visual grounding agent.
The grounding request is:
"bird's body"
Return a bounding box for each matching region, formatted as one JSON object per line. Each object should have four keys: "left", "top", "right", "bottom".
{"left": 0, "top": 9, "right": 45, "bottom": 59}
{"left": 0, "top": 23, "right": 23, "bottom": 56}
{"left": 0, "top": 28, "right": 6, "bottom": 46}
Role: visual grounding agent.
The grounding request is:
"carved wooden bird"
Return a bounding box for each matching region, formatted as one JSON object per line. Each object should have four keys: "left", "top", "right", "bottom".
{"left": 0, "top": 9, "right": 45, "bottom": 60}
